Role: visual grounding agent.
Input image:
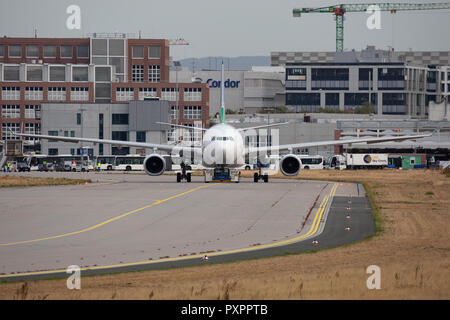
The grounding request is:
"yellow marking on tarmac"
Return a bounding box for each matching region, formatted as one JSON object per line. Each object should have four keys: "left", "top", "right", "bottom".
{"left": 0, "top": 184, "right": 213, "bottom": 247}
{"left": 0, "top": 183, "right": 338, "bottom": 279}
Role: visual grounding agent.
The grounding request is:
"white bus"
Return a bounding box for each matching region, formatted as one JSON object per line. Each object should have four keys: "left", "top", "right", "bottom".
{"left": 298, "top": 155, "right": 324, "bottom": 170}
{"left": 96, "top": 156, "right": 116, "bottom": 171}
{"left": 27, "top": 154, "right": 92, "bottom": 171}
{"left": 114, "top": 155, "right": 145, "bottom": 171}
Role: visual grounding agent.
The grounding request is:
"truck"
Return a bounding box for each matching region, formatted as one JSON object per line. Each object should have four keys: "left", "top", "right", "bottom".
{"left": 329, "top": 153, "right": 388, "bottom": 170}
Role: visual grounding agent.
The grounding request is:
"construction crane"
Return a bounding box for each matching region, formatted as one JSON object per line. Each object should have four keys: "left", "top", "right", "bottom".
{"left": 293, "top": 2, "right": 450, "bottom": 52}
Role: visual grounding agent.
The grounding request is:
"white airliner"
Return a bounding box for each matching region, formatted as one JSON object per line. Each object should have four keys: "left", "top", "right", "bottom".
{"left": 13, "top": 62, "right": 432, "bottom": 183}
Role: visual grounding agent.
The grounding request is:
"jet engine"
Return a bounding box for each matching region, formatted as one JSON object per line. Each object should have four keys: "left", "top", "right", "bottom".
{"left": 280, "top": 154, "right": 301, "bottom": 176}
{"left": 144, "top": 154, "right": 166, "bottom": 176}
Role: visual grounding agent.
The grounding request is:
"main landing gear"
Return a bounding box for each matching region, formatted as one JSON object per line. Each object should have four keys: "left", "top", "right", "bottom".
{"left": 176, "top": 162, "right": 192, "bottom": 183}
{"left": 253, "top": 168, "right": 269, "bottom": 183}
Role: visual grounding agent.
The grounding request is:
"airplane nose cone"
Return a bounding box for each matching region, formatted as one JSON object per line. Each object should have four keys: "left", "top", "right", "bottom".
{"left": 203, "top": 142, "right": 227, "bottom": 166}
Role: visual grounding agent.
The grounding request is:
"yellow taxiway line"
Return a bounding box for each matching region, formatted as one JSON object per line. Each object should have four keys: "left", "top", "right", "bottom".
{"left": 0, "top": 184, "right": 213, "bottom": 247}
{"left": 0, "top": 183, "right": 338, "bottom": 279}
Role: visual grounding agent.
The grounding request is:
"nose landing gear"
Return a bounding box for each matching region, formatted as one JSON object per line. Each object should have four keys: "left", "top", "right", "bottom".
{"left": 176, "top": 162, "right": 192, "bottom": 183}
{"left": 253, "top": 168, "right": 269, "bottom": 183}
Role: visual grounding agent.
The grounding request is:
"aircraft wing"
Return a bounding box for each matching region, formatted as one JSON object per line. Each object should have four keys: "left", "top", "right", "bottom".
{"left": 156, "top": 122, "right": 208, "bottom": 131}
{"left": 246, "top": 132, "right": 433, "bottom": 154}
{"left": 12, "top": 132, "right": 202, "bottom": 155}
{"left": 237, "top": 122, "right": 289, "bottom": 132}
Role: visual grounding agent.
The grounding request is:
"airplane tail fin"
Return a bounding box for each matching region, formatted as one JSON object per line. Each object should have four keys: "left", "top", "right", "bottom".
{"left": 220, "top": 60, "right": 226, "bottom": 124}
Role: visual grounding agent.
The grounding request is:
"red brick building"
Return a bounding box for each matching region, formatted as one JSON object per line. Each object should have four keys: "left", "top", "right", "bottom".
{"left": 0, "top": 35, "right": 209, "bottom": 150}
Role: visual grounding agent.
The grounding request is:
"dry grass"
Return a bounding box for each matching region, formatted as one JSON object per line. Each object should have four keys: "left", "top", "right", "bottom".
{"left": 0, "top": 170, "right": 449, "bottom": 299}
{"left": 0, "top": 176, "right": 90, "bottom": 188}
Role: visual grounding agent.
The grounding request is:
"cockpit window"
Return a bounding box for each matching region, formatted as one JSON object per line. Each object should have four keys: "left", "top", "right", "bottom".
{"left": 212, "top": 136, "right": 234, "bottom": 141}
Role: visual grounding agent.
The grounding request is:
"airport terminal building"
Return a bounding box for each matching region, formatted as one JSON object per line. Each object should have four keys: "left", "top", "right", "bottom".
{"left": 273, "top": 47, "right": 450, "bottom": 118}
{"left": 0, "top": 34, "right": 209, "bottom": 155}
{"left": 169, "top": 66, "right": 285, "bottom": 115}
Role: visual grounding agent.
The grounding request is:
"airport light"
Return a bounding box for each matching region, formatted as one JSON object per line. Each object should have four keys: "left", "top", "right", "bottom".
{"left": 173, "top": 61, "right": 181, "bottom": 128}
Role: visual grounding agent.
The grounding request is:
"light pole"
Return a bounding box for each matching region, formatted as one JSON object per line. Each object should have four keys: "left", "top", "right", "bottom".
{"left": 173, "top": 61, "right": 181, "bottom": 127}
{"left": 368, "top": 69, "right": 372, "bottom": 112}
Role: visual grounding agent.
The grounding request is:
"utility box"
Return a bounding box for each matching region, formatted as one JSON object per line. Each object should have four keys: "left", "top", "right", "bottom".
{"left": 401, "top": 155, "right": 426, "bottom": 169}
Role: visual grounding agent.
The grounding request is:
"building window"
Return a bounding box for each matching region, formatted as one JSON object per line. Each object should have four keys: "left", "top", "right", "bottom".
{"left": 132, "top": 65, "right": 144, "bottom": 82}
{"left": 1, "top": 105, "right": 20, "bottom": 118}
{"left": 24, "top": 123, "right": 40, "bottom": 140}
{"left": 2, "top": 123, "right": 20, "bottom": 140}
{"left": 43, "top": 45, "right": 56, "bottom": 58}
{"left": 26, "top": 65, "right": 43, "bottom": 81}
{"left": 132, "top": 46, "right": 144, "bottom": 59}
{"left": 72, "top": 66, "right": 89, "bottom": 82}
{"left": 184, "top": 106, "right": 202, "bottom": 119}
{"left": 183, "top": 124, "right": 202, "bottom": 141}
{"left": 311, "top": 68, "right": 349, "bottom": 90}
{"left": 344, "top": 93, "right": 377, "bottom": 108}
{"left": 138, "top": 88, "right": 157, "bottom": 100}
{"left": 48, "top": 87, "right": 66, "bottom": 100}
{"left": 77, "top": 45, "right": 89, "bottom": 58}
{"left": 77, "top": 113, "right": 81, "bottom": 125}
{"left": 109, "top": 57, "right": 125, "bottom": 74}
{"left": 378, "top": 68, "right": 405, "bottom": 90}
{"left": 1, "top": 87, "right": 21, "bottom": 100}
{"left": 112, "top": 147, "right": 130, "bottom": 155}
{"left": 48, "top": 148, "right": 59, "bottom": 156}
{"left": 286, "top": 93, "right": 320, "bottom": 107}
{"left": 95, "top": 66, "right": 111, "bottom": 81}
{"left": 161, "top": 88, "right": 178, "bottom": 101}
{"left": 136, "top": 131, "right": 146, "bottom": 142}
{"left": 325, "top": 93, "right": 339, "bottom": 108}
{"left": 112, "top": 131, "right": 128, "bottom": 141}
{"left": 148, "top": 46, "right": 160, "bottom": 59}
{"left": 8, "top": 45, "right": 22, "bottom": 57}
{"left": 60, "top": 45, "right": 73, "bottom": 58}
{"left": 71, "top": 87, "right": 89, "bottom": 101}
{"left": 184, "top": 88, "right": 202, "bottom": 101}
{"left": 382, "top": 93, "right": 405, "bottom": 114}
{"left": 4, "top": 66, "right": 20, "bottom": 81}
{"left": 0, "top": 44, "right": 4, "bottom": 57}
{"left": 116, "top": 87, "right": 134, "bottom": 101}
{"left": 92, "top": 39, "right": 107, "bottom": 55}
{"left": 25, "top": 105, "right": 40, "bottom": 119}
{"left": 95, "top": 83, "right": 111, "bottom": 100}
{"left": 99, "top": 113, "right": 104, "bottom": 140}
{"left": 286, "top": 68, "right": 307, "bottom": 80}
{"left": 26, "top": 45, "right": 39, "bottom": 58}
{"left": 285, "top": 80, "right": 306, "bottom": 90}
{"left": 148, "top": 65, "right": 160, "bottom": 82}
{"left": 25, "top": 87, "right": 43, "bottom": 100}
{"left": 112, "top": 114, "right": 129, "bottom": 125}
{"left": 170, "top": 105, "right": 179, "bottom": 119}
{"left": 109, "top": 39, "right": 124, "bottom": 55}
{"left": 49, "top": 66, "right": 66, "bottom": 81}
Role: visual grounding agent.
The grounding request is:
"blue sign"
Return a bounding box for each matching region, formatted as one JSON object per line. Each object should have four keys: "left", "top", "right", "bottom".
{"left": 206, "top": 78, "right": 240, "bottom": 88}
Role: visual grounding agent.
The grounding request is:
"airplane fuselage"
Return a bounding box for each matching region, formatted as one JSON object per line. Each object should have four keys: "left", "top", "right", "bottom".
{"left": 201, "top": 123, "right": 245, "bottom": 168}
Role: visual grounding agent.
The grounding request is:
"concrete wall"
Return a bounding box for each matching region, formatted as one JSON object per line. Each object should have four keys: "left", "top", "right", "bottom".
{"left": 41, "top": 101, "right": 168, "bottom": 156}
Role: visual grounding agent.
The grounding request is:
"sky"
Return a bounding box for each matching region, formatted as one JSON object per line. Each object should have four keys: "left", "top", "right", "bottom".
{"left": 1, "top": 0, "right": 449, "bottom": 60}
